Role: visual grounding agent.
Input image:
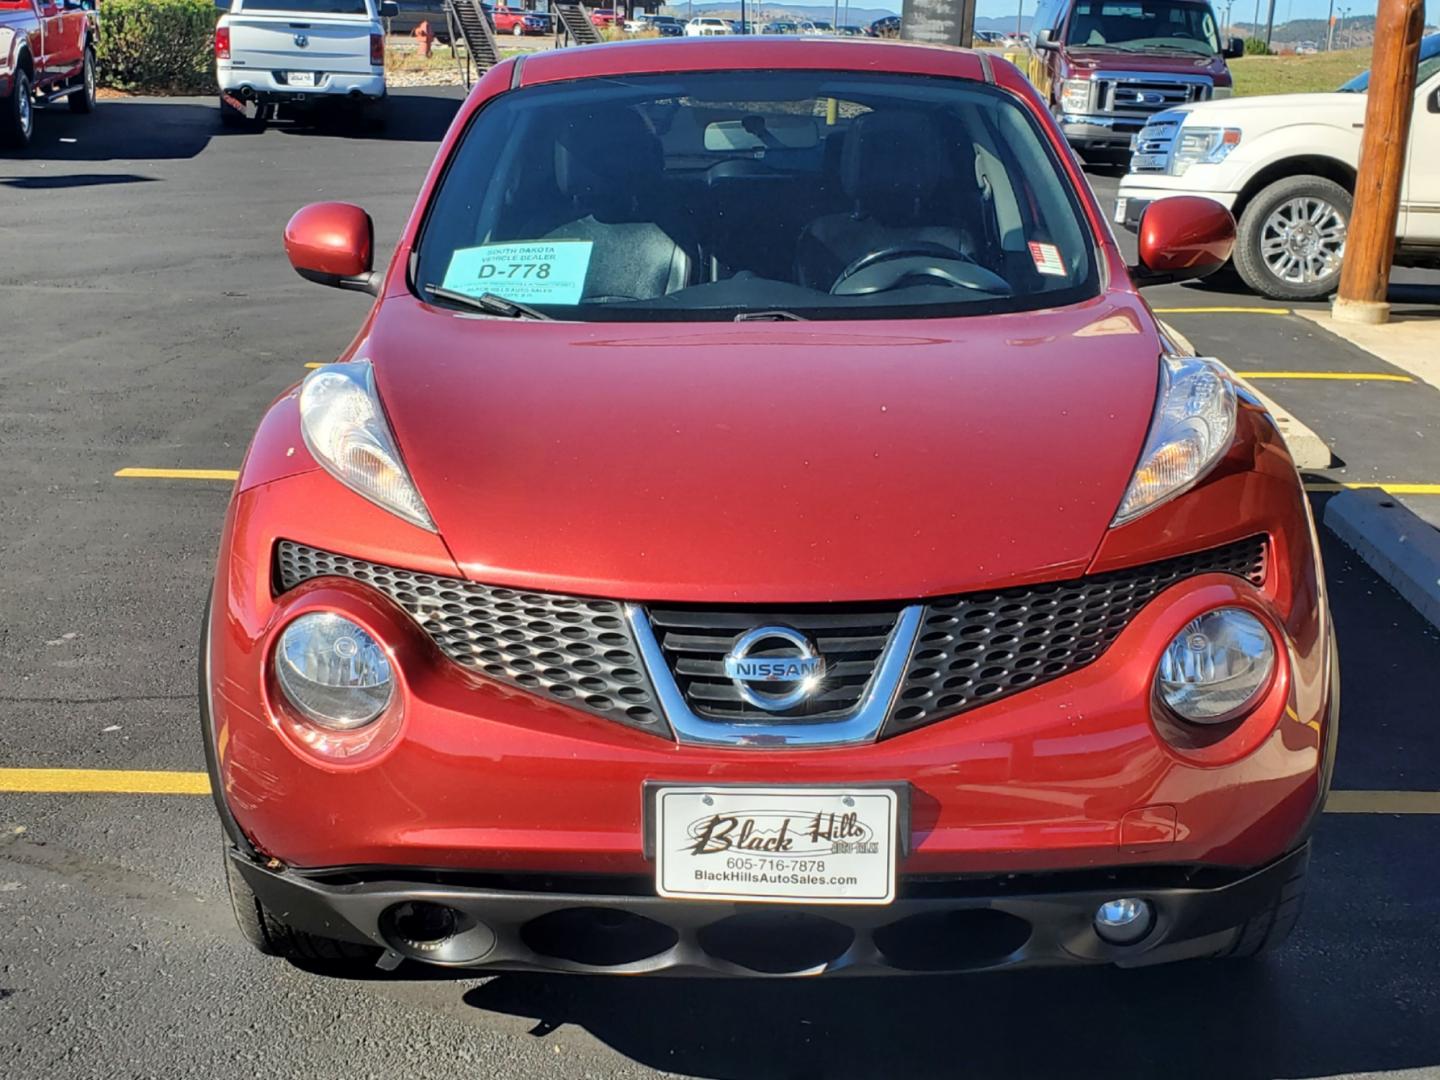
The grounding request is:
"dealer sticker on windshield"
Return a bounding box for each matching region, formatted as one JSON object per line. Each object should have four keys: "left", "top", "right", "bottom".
{"left": 441, "top": 240, "right": 593, "bottom": 305}
{"left": 1028, "top": 241, "right": 1067, "bottom": 277}
{"left": 654, "top": 786, "right": 898, "bottom": 905}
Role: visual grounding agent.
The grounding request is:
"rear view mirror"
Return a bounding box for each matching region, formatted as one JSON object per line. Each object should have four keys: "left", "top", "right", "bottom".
{"left": 1130, "top": 196, "right": 1236, "bottom": 287}
{"left": 1223, "top": 36, "right": 1245, "bottom": 58}
{"left": 284, "top": 202, "right": 380, "bottom": 294}
{"left": 380, "top": 1, "right": 399, "bottom": 17}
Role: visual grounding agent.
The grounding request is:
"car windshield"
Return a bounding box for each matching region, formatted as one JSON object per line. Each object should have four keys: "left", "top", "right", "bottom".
{"left": 1065, "top": 0, "right": 1220, "bottom": 55}
{"left": 414, "top": 71, "right": 1097, "bottom": 323}
{"left": 240, "top": 0, "right": 369, "bottom": 11}
{"left": 1339, "top": 33, "right": 1440, "bottom": 91}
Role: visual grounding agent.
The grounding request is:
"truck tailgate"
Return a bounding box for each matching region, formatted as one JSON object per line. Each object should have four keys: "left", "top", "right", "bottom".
{"left": 227, "top": 15, "right": 375, "bottom": 75}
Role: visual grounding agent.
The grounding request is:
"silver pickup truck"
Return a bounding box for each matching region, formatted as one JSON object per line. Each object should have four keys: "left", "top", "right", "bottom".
{"left": 215, "top": 0, "right": 397, "bottom": 127}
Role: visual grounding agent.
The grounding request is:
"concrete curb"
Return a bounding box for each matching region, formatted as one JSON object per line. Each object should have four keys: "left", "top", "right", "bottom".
{"left": 1158, "top": 319, "right": 1333, "bottom": 470}
{"left": 1324, "top": 488, "right": 1440, "bottom": 630}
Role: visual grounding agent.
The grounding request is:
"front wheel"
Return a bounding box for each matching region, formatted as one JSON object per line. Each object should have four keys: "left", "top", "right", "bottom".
{"left": 69, "top": 46, "right": 96, "bottom": 114}
{"left": 1234, "top": 175, "right": 1351, "bottom": 301}
{"left": 1, "top": 67, "right": 34, "bottom": 149}
{"left": 512, "top": 22, "right": 524, "bottom": 35}
{"left": 224, "top": 850, "right": 380, "bottom": 973}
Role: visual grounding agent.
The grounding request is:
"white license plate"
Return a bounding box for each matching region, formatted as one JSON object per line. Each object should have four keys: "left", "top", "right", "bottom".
{"left": 287, "top": 71, "right": 316, "bottom": 88}
{"left": 1131, "top": 153, "right": 1167, "bottom": 172}
{"left": 1113, "top": 196, "right": 1128, "bottom": 224}
{"left": 654, "top": 786, "right": 898, "bottom": 905}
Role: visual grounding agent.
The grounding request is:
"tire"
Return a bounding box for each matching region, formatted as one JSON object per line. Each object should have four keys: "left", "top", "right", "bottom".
{"left": 223, "top": 850, "right": 381, "bottom": 972}
{"left": 512, "top": 22, "right": 524, "bottom": 35}
{"left": 68, "top": 46, "right": 96, "bottom": 114}
{"left": 1234, "top": 175, "right": 1352, "bottom": 301}
{"left": 1, "top": 66, "right": 34, "bottom": 149}
{"left": 1212, "top": 856, "right": 1307, "bottom": 960}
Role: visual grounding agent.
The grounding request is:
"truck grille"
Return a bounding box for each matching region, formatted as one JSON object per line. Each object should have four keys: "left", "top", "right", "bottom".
{"left": 1129, "top": 111, "right": 1185, "bottom": 173}
{"left": 1096, "top": 73, "right": 1212, "bottom": 120}
{"left": 646, "top": 606, "right": 904, "bottom": 722}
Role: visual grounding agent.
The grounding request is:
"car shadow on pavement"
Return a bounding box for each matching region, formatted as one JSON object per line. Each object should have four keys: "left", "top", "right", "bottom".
{"left": 462, "top": 953, "right": 1439, "bottom": 1079}
{"left": 18, "top": 100, "right": 222, "bottom": 160}
{"left": 263, "top": 91, "right": 463, "bottom": 143}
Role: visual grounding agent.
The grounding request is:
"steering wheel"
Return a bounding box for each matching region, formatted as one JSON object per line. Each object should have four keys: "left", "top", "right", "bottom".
{"left": 829, "top": 242, "right": 1009, "bottom": 296}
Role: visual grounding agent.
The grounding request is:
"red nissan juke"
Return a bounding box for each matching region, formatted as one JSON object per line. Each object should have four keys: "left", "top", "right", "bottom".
{"left": 204, "top": 38, "right": 1337, "bottom": 976}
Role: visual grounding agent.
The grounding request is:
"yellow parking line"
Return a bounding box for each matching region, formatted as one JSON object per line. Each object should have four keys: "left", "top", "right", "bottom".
{"left": 1152, "top": 306, "right": 1292, "bottom": 315}
{"left": 1326, "top": 790, "right": 1440, "bottom": 815}
{"left": 1234, "top": 371, "right": 1414, "bottom": 382}
{"left": 1304, "top": 482, "right": 1440, "bottom": 495}
{"left": 304, "top": 362, "right": 323, "bottom": 369}
{"left": 1, "top": 770, "right": 1437, "bottom": 815}
{"left": 0, "top": 768, "right": 211, "bottom": 795}
{"left": 114, "top": 468, "right": 239, "bottom": 481}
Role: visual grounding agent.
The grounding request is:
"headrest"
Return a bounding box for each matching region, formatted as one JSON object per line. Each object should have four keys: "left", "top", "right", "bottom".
{"left": 554, "top": 109, "right": 664, "bottom": 219}
{"left": 840, "top": 111, "right": 945, "bottom": 216}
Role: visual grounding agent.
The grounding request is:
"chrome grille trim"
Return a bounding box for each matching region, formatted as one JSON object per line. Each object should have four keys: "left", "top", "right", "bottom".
{"left": 1094, "top": 70, "right": 1212, "bottom": 120}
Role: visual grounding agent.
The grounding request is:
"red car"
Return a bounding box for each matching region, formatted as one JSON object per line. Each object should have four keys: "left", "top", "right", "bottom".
{"left": 0, "top": 0, "right": 97, "bottom": 148}
{"left": 206, "top": 38, "right": 1336, "bottom": 977}
{"left": 588, "top": 6, "right": 617, "bottom": 28}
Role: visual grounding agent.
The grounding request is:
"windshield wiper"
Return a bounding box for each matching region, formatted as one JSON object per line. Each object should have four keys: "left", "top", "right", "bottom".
{"left": 733, "top": 310, "right": 808, "bottom": 322}
{"left": 423, "top": 285, "right": 554, "bottom": 321}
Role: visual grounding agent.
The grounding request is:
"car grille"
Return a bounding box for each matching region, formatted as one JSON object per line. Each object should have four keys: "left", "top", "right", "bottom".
{"left": 646, "top": 606, "right": 905, "bottom": 722}
{"left": 1096, "top": 73, "right": 1211, "bottom": 119}
{"left": 275, "top": 536, "right": 1266, "bottom": 744}
{"left": 882, "top": 536, "right": 1268, "bottom": 738}
{"left": 274, "top": 542, "right": 668, "bottom": 737}
{"left": 1129, "top": 110, "right": 1184, "bottom": 173}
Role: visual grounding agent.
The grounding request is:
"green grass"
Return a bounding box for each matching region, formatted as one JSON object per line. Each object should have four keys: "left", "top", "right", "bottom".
{"left": 1229, "top": 47, "right": 1370, "bottom": 97}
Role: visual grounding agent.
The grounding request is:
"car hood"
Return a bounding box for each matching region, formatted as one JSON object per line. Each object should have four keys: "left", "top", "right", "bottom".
{"left": 1065, "top": 49, "right": 1228, "bottom": 77}
{"left": 368, "top": 297, "right": 1160, "bottom": 603}
{"left": 1173, "top": 91, "right": 1364, "bottom": 124}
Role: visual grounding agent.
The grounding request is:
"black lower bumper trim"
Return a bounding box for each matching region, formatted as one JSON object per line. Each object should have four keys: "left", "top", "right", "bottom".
{"left": 231, "top": 844, "right": 1309, "bottom": 977}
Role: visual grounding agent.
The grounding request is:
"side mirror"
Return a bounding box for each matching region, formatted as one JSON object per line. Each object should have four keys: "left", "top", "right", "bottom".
{"left": 1223, "top": 36, "right": 1245, "bottom": 58}
{"left": 1035, "top": 27, "right": 1059, "bottom": 50}
{"left": 380, "top": 0, "right": 399, "bottom": 16}
{"left": 1130, "top": 196, "right": 1235, "bottom": 287}
{"left": 284, "top": 202, "right": 379, "bottom": 294}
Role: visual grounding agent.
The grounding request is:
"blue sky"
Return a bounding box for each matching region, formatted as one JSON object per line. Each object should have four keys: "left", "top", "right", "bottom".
{"left": 975, "top": 0, "right": 1436, "bottom": 22}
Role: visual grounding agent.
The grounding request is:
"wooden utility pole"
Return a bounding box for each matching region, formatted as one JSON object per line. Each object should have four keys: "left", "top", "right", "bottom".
{"left": 1333, "top": 0, "right": 1425, "bottom": 324}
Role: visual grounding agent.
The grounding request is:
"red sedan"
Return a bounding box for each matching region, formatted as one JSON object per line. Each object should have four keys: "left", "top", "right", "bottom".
{"left": 205, "top": 38, "right": 1336, "bottom": 977}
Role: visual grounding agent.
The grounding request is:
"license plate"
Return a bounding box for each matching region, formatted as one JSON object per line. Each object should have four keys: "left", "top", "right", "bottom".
{"left": 287, "top": 71, "right": 316, "bottom": 88}
{"left": 1113, "top": 196, "right": 1128, "bottom": 224}
{"left": 1131, "top": 153, "right": 1167, "bottom": 172}
{"left": 653, "top": 786, "right": 898, "bottom": 905}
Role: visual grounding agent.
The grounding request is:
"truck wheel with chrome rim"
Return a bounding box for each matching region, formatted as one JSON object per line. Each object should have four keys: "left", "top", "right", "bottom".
{"left": 1234, "top": 174, "right": 1352, "bottom": 301}
{"left": 2, "top": 67, "right": 34, "bottom": 149}
{"left": 69, "top": 46, "right": 96, "bottom": 114}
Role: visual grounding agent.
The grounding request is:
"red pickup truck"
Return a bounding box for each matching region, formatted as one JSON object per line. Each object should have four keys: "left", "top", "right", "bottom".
{"left": 0, "top": 0, "right": 96, "bottom": 148}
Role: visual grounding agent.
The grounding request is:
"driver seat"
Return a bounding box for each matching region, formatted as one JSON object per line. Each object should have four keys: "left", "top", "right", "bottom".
{"left": 795, "top": 111, "right": 974, "bottom": 292}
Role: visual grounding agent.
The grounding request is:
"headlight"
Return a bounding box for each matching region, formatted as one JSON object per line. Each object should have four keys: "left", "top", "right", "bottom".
{"left": 299, "top": 360, "right": 434, "bottom": 530}
{"left": 275, "top": 612, "right": 393, "bottom": 729}
{"left": 1060, "top": 78, "right": 1092, "bottom": 113}
{"left": 1169, "top": 125, "right": 1241, "bottom": 175}
{"left": 1157, "top": 608, "right": 1274, "bottom": 722}
{"left": 1113, "top": 355, "right": 1236, "bottom": 524}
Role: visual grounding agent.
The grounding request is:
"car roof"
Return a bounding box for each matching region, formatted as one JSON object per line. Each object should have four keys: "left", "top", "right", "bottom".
{"left": 517, "top": 37, "right": 993, "bottom": 87}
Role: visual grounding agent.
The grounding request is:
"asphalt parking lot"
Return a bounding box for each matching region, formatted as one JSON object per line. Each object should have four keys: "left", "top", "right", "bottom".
{"left": 3, "top": 90, "right": 1440, "bottom": 1079}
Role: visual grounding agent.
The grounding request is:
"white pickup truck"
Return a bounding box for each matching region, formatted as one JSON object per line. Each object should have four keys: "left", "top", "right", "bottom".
{"left": 215, "top": 0, "right": 397, "bottom": 127}
{"left": 1116, "top": 33, "right": 1440, "bottom": 300}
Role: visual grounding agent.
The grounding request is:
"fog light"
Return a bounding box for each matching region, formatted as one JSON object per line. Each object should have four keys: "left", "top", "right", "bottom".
{"left": 275, "top": 612, "right": 392, "bottom": 729}
{"left": 1094, "top": 898, "right": 1154, "bottom": 944}
{"left": 1157, "top": 608, "right": 1275, "bottom": 723}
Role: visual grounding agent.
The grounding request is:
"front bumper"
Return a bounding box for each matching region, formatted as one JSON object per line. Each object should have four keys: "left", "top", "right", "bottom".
{"left": 1057, "top": 113, "right": 1149, "bottom": 150}
{"left": 217, "top": 66, "right": 385, "bottom": 104}
{"left": 231, "top": 844, "right": 1310, "bottom": 975}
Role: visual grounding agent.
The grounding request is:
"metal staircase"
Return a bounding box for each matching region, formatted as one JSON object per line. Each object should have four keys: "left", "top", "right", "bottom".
{"left": 554, "top": 3, "right": 602, "bottom": 46}
{"left": 444, "top": 0, "right": 502, "bottom": 87}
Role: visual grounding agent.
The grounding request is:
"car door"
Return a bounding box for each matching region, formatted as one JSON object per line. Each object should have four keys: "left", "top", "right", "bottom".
{"left": 35, "top": 0, "right": 79, "bottom": 84}
{"left": 1400, "top": 65, "right": 1440, "bottom": 242}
